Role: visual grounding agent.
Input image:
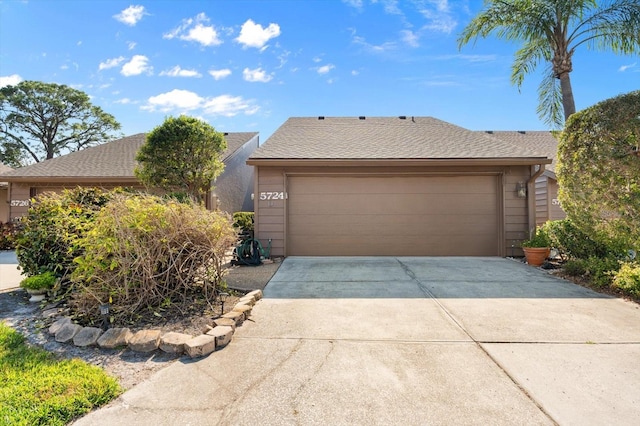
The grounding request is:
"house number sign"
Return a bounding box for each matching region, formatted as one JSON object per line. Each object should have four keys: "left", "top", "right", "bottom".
{"left": 10, "top": 200, "right": 30, "bottom": 207}
{"left": 259, "top": 192, "right": 285, "bottom": 200}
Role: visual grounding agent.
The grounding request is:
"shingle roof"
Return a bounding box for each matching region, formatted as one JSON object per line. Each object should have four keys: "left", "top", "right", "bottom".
{"left": 484, "top": 131, "right": 559, "bottom": 174}
{"left": 0, "top": 163, "right": 12, "bottom": 175}
{"left": 1, "top": 132, "right": 258, "bottom": 179}
{"left": 250, "top": 117, "right": 546, "bottom": 160}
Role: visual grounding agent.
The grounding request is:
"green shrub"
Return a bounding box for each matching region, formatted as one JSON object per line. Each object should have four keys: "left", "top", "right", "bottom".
{"left": 15, "top": 187, "right": 118, "bottom": 279}
{"left": 0, "top": 222, "right": 20, "bottom": 250}
{"left": 521, "top": 226, "right": 551, "bottom": 248}
{"left": 71, "top": 193, "right": 237, "bottom": 324}
{"left": 563, "top": 259, "right": 587, "bottom": 276}
{"left": 19, "top": 271, "right": 57, "bottom": 291}
{"left": 612, "top": 263, "right": 640, "bottom": 298}
{"left": 233, "top": 211, "right": 254, "bottom": 234}
{"left": 558, "top": 91, "right": 640, "bottom": 254}
{"left": 542, "top": 219, "right": 626, "bottom": 260}
{"left": 583, "top": 256, "right": 620, "bottom": 288}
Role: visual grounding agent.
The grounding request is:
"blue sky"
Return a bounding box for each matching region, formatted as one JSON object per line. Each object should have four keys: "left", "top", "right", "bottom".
{"left": 1, "top": 0, "right": 638, "bottom": 142}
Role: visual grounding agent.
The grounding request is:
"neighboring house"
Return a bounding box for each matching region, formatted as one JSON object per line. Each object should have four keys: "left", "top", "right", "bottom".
{"left": 247, "top": 116, "right": 551, "bottom": 257}
{"left": 1, "top": 132, "right": 259, "bottom": 221}
{"left": 486, "top": 131, "right": 566, "bottom": 226}
{"left": 0, "top": 163, "right": 12, "bottom": 222}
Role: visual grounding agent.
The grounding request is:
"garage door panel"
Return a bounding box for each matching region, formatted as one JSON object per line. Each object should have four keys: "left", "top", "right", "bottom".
{"left": 290, "top": 193, "right": 496, "bottom": 215}
{"left": 287, "top": 176, "right": 499, "bottom": 256}
{"left": 292, "top": 176, "right": 495, "bottom": 195}
{"left": 289, "top": 234, "right": 497, "bottom": 256}
{"left": 289, "top": 214, "right": 497, "bottom": 236}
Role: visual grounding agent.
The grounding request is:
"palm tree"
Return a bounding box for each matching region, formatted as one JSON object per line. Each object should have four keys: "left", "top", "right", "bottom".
{"left": 458, "top": 0, "right": 640, "bottom": 127}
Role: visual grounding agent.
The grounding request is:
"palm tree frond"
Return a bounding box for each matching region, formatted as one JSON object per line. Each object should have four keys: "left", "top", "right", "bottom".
{"left": 511, "top": 38, "right": 552, "bottom": 88}
{"left": 537, "top": 68, "right": 564, "bottom": 129}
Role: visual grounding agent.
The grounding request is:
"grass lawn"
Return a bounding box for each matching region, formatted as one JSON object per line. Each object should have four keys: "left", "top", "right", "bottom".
{"left": 0, "top": 322, "right": 121, "bottom": 425}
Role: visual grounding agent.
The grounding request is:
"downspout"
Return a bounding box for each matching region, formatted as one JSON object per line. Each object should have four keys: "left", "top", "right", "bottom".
{"left": 526, "top": 164, "right": 546, "bottom": 237}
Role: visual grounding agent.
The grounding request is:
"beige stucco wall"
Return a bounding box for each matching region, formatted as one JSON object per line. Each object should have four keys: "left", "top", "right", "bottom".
{"left": 254, "top": 164, "right": 532, "bottom": 258}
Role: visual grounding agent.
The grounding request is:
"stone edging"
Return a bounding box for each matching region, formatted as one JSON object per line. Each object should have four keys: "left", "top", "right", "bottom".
{"left": 46, "top": 290, "right": 263, "bottom": 359}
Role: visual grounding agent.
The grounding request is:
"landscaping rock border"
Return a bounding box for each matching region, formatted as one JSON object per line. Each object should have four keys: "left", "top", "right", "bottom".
{"left": 46, "top": 289, "right": 263, "bottom": 359}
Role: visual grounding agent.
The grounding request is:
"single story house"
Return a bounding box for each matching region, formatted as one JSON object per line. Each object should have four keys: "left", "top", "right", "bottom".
{"left": 0, "top": 163, "right": 12, "bottom": 222}
{"left": 1, "top": 132, "right": 258, "bottom": 221}
{"left": 485, "top": 131, "right": 566, "bottom": 226}
{"left": 247, "top": 116, "right": 552, "bottom": 257}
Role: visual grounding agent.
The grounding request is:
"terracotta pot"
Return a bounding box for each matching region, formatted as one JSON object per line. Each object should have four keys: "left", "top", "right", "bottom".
{"left": 523, "top": 247, "right": 550, "bottom": 267}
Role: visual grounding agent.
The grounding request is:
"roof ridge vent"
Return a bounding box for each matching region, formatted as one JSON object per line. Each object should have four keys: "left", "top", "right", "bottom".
{"left": 358, "top": 116, "right": 366, "bottom": 120}
{"left": 485, "top": 130, "right": 494, "bottom": 134}
{"left": 223, "top": 132, "right": 229, "bottom": 136}
{"left": 399, "top": 116, "right": 407, "bottom": 120}
{"left": 518, "top": 130, "right": 526, "bottom": 134}
{"left": 318, "top": 116, "right": 325, "bottom": 120}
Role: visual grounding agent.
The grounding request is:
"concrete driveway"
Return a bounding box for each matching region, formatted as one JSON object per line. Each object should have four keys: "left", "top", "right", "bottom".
{"left": 0, "top": 250, "right": 22, "bottom": 292}
{"left": 75, "top": 257, "right": 640, "bottom": 426}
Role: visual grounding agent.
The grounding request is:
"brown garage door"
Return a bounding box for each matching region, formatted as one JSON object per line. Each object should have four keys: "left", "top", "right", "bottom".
{"left": 287, "top": 175, "right": 499, "bottom": 256}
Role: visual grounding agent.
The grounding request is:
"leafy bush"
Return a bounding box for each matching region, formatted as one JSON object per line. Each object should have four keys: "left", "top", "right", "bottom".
{"left": 15, "top": 187, "right": 117, "bottom": 279}
{"left": 19, "top": 271, "right": 57, "bottom": 291}
{"left": 542, "top": 219, "right": 613, "bottom": 260}
{"left": 612, "top": 263, "right": 640, "bottom": 298}
{"left": 233, "top": 211, "right": 254, "bottom": 235}
{"left": 0, "top": 221, "right": 20, "bottom": 250}
{"left": 582, "top": 256, "right": 620, "bottom": 288}
{"left": 521, "top": 226, "right": 551, "bottom": 248}
{"left": 563, "top": 259, "right": 587, "bottom": 276}
{"left": 71, "top": 193, "right": 237, "bottom": 324}
{"left": 558, "top": 90, "right": 640, "bottom": 254}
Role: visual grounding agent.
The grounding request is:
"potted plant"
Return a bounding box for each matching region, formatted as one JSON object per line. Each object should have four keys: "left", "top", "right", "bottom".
{"left": 20, "top": 271, "right": 57, "bottom": 302}
{"left": 521, "top": 227, "right": 552, "bottom": 267}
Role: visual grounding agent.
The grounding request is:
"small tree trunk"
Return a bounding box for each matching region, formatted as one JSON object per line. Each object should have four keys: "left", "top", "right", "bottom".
{"left": 559, "top": 72, "right": 576, "bottom": 123}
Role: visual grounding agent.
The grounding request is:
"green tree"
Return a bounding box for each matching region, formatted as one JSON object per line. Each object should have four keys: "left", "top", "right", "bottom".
{"left": 135, "top": 116, "right": 227, "bottom": 204}
{"left": 458, "top": 0, "right": 640, "bottom": 127}
{"left": 557, "top": 90, "right": 640, "bottom": 251}
{"left": 0, "top": 81, "right": 121, "bottom": 166}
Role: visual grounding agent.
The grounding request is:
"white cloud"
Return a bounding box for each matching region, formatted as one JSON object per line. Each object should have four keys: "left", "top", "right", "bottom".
{"left": 317, "top": 64, "right": 335, "bottom": 74}
{"left": 202, "top": 95, "right": 259, "bottom": 116}
{"left": 60, "top": 64, "right": 69, "bottom": 70}
{"left": 142, "top": 89, "right": 258, "bottom": 117}
{"left": 353, "top": 35, "right": 397, "bottom": 53}
{"left": 164, "top": 13, "right": 222, "bottom": 47}
{"left": 143, "top": 89, "right": 203, "bottom": 112}
{"left": 619, "top": 62, "right": 636, "bottom": 72}
{"left": 312, "top": 56, "right": 322, "bottom": 63}
{"left": 114, "top": 5, "right": 146, "bottom": 26}
{"left": 235, "top": 19, "right": 281, "bottom": 50}
{"left": 99, "top": 56, "right": 126, "bottom": 71}
{"left": 343, "top": 0, "right": 363, "bottom": 9}
{"left": 121, "top": 55, "right": 152, "bottom": 76}
{"left": 209, "top": 68, "right": 232, "bottom": 80}
{"left": 159, "top": 65, "right": 202, "bottom": 78}
{"left": 243, "top": 67, "right": 273, "bottom": 83}
{"left": 418, "top": 1, "right": 457, "bottom": 34}
{"left": 114, "top": 98, "right": 132, "bottom": 104}
{"left": 401, "top": 29, "right": 419, "bottom": 47}
{"left": 0, "top": 74, "right": 22, "bottom": 87}
{"left": 351, "top": 70, "right": 359, "bottom": 76}
{"left": 127, "top": 41, "right": 137, "bottom": 50}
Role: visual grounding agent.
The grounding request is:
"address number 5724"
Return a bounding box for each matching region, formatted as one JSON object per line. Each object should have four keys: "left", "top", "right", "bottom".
{"left": 259, "top": 192, "right": 285, "bottom": 200}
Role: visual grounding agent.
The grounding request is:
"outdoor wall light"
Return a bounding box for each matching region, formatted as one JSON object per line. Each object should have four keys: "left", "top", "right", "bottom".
{"left": 219, "top": 292, "right": 230, "bottom": 316}
{"left": 516, "top": 181, "right": 527, "bottom": 198}
{"left": 99, "top": 303, "right": 110, "bottom": 330}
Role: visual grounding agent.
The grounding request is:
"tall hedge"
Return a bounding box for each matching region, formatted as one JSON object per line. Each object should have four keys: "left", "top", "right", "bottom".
{"left": 557, "top": 91, "right": 640, "bottom": 252}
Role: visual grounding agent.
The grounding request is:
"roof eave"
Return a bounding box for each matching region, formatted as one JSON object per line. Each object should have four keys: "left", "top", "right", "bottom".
{"left": 2, "top": 176, "right": 140, "bottom": 183}
{"left": 247, "top": 158, "right": 552, "bottom": 167}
